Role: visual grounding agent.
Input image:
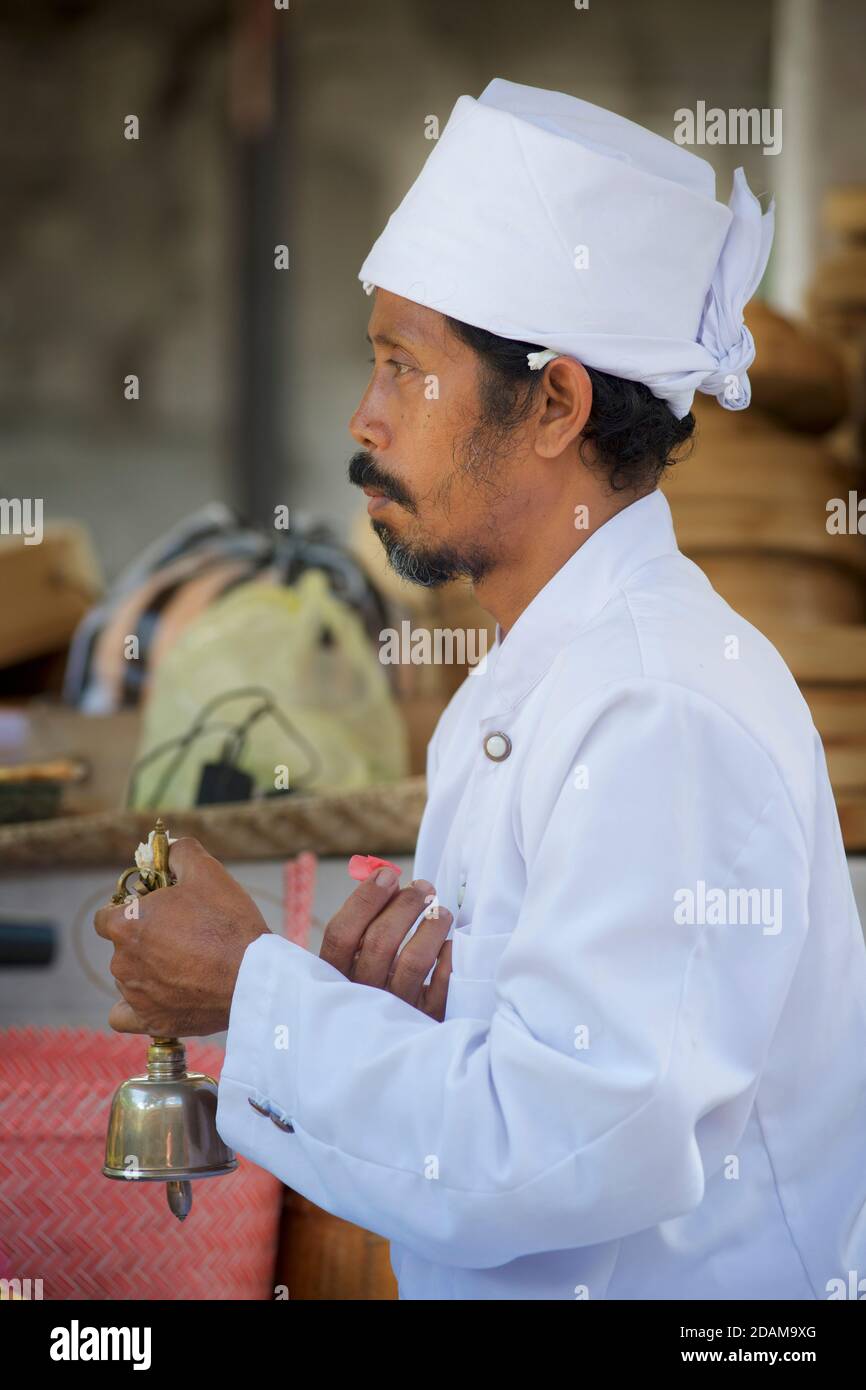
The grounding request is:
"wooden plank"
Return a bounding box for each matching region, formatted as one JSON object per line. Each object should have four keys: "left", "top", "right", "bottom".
{"left": 838, "top": 796, "right": 866, "bottom": 853}
{"left": 273, "top": 1190, "right": 397, "bottom": 1301}
{"left": 761, "top": 625, "right": 866, "bottom": 683}
{"left": 801, "top": 686, "right": 866, "bottom": 741}
{"left": 669, "top": 495, "right": 866, "bottom": 569}
{"left": 826, "top": 745, "right": 866, "bottom": 791}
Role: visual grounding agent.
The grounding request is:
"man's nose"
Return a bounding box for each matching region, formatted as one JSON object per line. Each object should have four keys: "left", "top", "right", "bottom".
{"left": 349, "top": 390, "right": 389, "bottom": 453}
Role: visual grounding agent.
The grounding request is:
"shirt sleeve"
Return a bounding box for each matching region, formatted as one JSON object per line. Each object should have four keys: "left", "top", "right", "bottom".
{"left": 215, "top": 677, "right": 811, "bottom": 1269}
{"left": 425, "top": 707, "right": 442, "bottom": 790}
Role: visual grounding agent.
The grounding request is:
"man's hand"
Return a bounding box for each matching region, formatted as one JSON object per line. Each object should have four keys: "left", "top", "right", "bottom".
{"left": 320, "top": 869, "right": 453, "bottom": 1021}
{"left": 94, "top": 837, "right": 271, "bottom": 1037}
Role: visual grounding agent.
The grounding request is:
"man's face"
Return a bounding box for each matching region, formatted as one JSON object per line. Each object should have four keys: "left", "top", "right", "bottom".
{"left": 348, "top": 289, "right": 530, "bottom": 587}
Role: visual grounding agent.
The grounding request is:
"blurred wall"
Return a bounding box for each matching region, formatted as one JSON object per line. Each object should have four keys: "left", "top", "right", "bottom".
{"left": 772, "top": 0, "right": 866, "bottom": 315}
{"left": 0, "top": 0, "right": 232, "bottom": 579}
{"left": 3, "top": 0, "right": 865, "bottom": 581}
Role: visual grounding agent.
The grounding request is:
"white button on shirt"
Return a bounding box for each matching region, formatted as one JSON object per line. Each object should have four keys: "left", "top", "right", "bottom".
{"left": 216, "top": 488, "right": 866, "bottom": 1300}
{"left": 483, "top": 732, "right": 512, "bottom": 761}
{"left": 456, "top": 874, "right": 467, "bottom": 910}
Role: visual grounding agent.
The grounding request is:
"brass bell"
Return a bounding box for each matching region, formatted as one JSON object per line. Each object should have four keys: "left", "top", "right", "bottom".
{"left": 102, "top": 819, "right": 237, "bottom": 1220}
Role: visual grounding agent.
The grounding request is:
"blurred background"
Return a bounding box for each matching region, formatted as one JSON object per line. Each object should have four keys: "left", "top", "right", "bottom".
{"left": 1, "top": 0, "right": 866, "bottom": 1301}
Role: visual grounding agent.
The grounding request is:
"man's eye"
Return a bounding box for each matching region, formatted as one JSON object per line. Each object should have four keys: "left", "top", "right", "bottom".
{"left": 367, "top": 355, "right": 413, "bottom": 376}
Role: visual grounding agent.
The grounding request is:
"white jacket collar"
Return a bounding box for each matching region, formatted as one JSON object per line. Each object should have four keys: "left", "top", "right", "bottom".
{"left": 481, "top": 488, "right": 679, "bottom": 711}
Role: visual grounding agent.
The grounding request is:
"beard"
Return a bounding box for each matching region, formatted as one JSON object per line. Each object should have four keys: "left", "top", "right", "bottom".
{"left": 370, "top": 520, "right": 492, "bottom": 588}
{"left": 348, "top": 448, "right": 495, "bottom": 588}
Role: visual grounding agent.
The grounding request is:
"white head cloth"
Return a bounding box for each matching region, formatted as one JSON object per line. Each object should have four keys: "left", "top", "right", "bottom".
{"left": 358, "top": 78, "right": 775, "bottom": 418}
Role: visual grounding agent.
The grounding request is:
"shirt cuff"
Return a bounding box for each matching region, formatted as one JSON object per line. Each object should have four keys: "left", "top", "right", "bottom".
{"left": 216, "top": 932, "right": 303, "bottom": 1144}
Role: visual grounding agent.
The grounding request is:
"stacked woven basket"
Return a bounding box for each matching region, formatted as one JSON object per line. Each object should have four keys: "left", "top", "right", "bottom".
{"left": 663, "top": 294, "right": 866, "bottom": 850}
{"left": 807, "top": 186, "right": 866, "bottom": 382}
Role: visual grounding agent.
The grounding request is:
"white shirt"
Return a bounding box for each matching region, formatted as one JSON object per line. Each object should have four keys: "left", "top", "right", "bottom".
{"left": 216, "top": 488, "right": 866, "bottom": 1300}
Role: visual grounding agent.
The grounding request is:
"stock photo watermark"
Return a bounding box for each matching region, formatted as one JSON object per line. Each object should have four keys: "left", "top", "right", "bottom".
{"left": 0, "top": 1276, "right": 43, "bottom": 1299}
{"left": 378, "top": 622, "right": 489, "bottom": 673}
{"left": 674, "top": 880, "right": 782, "bottom": 935}
{"left": 0, "top": 497, "right": 43, "bottom": 545}
{"left": 50, "top": 1322, "right": 151, "bottom": 1370}
{"left": 826, "top": 492, "right": 866, "bottom": 534}
{"left": 674, "top": 102, "right": 782, "bottom": 156}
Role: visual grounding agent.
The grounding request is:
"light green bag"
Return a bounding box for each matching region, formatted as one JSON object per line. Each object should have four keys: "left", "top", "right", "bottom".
{"left": 129, "top": 571, "right": 407, "bottom": 809}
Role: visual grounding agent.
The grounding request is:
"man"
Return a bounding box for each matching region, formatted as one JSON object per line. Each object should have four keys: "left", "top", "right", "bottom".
{"left": 96, "top": 80, "right": 866, "bottom": 1300}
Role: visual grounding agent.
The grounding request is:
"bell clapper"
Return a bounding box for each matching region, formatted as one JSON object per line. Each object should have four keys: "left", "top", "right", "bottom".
{"left": 167, "top": 1181, "right": 193, "bottom": 1222}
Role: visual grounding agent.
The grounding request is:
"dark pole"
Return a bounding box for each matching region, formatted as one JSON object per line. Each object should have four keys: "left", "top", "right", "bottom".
{"left": 229, "top": 0, "right": 293, "bottom": 528}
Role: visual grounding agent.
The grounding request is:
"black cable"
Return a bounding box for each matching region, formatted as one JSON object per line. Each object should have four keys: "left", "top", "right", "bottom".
{"left": 126, "top": 687, "right": 325, "bottom": 809}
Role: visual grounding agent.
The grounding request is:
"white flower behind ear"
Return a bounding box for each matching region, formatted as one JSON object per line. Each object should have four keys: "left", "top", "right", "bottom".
{"left": 135, "top": 827, "right": 177, "bottom": 871}
{"left": 527, "top": 349, "right": 559, "bottom": 370}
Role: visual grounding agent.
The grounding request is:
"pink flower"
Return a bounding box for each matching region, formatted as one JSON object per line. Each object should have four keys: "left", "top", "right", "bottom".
{"left": 347, "top": 854, "right": 402, "bottom": 883}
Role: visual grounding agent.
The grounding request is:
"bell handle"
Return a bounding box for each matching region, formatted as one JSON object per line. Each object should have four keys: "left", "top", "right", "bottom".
{"left": 151, "top": 817, "right": 175, "bottom": 891}
{"left": 110, "top": 866, "right": 143, "bottom": 905}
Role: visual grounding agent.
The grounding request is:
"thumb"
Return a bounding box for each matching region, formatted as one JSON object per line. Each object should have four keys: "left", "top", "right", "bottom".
{"left": 164, "top": 836, "right": 210, "bottom": 884}
{"left": 108, "top": 999, "right": 150, "bottom": 1034}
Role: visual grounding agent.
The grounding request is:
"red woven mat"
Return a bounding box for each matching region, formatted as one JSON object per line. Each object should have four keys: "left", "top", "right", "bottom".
{"left": 0, "top": 1027, "right": 283, "bottom": 1300}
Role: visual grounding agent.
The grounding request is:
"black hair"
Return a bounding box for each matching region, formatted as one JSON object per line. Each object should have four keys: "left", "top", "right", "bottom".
{"left": 445, "top": 316, "right": 696, "bottom": 494}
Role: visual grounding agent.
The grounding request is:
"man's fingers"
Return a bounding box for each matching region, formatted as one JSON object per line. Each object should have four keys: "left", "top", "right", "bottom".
{"left": 419, "top": 939, "right": 453, "bottom": 1022}
{"left": 351, "top": 881, "right": 438, "bottom": 989}
{"left": 94, "top": 839, "right": 208, "bottom": 944}
{"left": 108, "top": 998, "right": 149, "bottom": 1034}
{"left": 319, "top": 869, "right": 403, "bottom": 975}
{"left": 387, "top": 908, "right": 453, "bottom": 1006}
{"left": 94, "top": 902, "right": 127, "bottom": 942}
{"left": 164, "top": 837, "right": 211, "bottom": 883}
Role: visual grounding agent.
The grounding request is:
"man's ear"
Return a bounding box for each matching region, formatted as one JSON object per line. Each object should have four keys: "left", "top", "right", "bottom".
{"left": 534, "top": 358, "right": 593, "bottom": 459}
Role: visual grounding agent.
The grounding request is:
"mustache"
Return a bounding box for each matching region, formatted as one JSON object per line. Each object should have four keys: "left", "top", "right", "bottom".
{"left": 347, "top": 451, "right": 416, "bottom": 511}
